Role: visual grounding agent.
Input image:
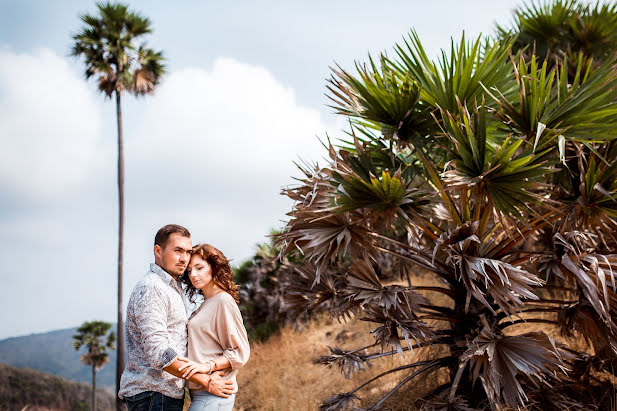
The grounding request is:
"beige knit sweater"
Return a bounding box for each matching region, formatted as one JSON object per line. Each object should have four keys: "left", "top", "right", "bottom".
{"left": 186, "top": 292, "right": 250, "bottom": 393}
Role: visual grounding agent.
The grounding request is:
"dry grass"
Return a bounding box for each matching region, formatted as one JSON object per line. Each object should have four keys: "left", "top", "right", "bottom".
{"left": 234, "top": 313, "right": 448, "bottom": 411}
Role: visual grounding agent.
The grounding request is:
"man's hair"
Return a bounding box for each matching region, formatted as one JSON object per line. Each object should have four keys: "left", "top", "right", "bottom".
{"left": 154, "top": 224, "right": 191, "bottom": 249}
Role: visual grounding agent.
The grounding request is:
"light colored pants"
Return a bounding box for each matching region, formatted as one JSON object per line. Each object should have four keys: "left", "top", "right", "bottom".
{"left": 189, "top": 391, "right": 236, "bottom": 411}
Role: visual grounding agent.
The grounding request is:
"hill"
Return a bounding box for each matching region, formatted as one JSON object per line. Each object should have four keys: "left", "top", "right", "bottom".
{"left": 0, "top": 362, "right": 115, "bottom": 411}
{"left": 0, "top": 326, "right": 118, "bottom": 388}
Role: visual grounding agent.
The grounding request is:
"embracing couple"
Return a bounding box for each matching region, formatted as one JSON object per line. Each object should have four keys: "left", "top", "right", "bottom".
{"left": 118, "top": 224, "right": 250, "bottom": 411}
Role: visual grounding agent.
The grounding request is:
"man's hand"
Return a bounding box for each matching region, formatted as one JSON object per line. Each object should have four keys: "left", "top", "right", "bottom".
{"left": 206, "top": 371, "right": 234, "bottom": 398}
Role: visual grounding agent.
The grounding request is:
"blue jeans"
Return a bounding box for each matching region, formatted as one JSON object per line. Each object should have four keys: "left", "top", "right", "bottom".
{"left": 123, "top": 391, "right": 184, "bottom": 411}
{"left": 189, "top": 391, "right": 236, "bottom": 411}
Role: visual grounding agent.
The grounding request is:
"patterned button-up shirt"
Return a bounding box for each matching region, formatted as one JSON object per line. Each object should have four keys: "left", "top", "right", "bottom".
{"left": 118, "top": 263, "right": 188, "bottom": 399}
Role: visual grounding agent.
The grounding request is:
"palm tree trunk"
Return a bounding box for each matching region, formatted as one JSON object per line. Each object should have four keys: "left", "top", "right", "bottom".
{"left": 92, "top": 365, "right": 97, "bottom": 411}
{"left": 115, "top": 90, "right": 125, "bottom": 411}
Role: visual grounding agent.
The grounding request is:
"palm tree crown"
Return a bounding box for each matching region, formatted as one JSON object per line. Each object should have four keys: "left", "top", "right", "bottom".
{"left": 73, "top": 321, "right": 116, "bottom": 369}
{"left": 71, "top": 1, "right": 165, "bottom": 97}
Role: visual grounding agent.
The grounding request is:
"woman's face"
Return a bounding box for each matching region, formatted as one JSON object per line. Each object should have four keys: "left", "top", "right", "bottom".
{"left": 188, "top": 254, "right": 213, "bottom": 290}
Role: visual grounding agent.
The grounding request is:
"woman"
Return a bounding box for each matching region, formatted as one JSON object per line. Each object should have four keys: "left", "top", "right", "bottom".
{"left": 178, "top": 243, "right": 250, "bottom": 411}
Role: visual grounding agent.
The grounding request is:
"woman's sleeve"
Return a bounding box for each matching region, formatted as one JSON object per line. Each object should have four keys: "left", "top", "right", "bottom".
{"left": 215, "top": 295, "right": 250, "bottom": 370}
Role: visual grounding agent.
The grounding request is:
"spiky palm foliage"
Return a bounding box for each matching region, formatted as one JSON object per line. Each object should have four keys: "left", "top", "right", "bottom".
{"left": 73, "top": 321, "right": 116, "bottom": 411}
{"left": 71, "top": 3, "right": 164, "bottom": 403}
{"left": 498, "top": 0, "right": 617, "bottom": 72}
{"left": 277, "top": 18, "right": 617, "bottom": 410}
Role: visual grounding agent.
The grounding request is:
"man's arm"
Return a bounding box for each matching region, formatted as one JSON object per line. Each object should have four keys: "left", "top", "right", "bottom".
{"left": 164, "top": 359, "right": 234, "bottom": 398}
{"left": 132, "top": 285, "right": 181, "bottom": 369}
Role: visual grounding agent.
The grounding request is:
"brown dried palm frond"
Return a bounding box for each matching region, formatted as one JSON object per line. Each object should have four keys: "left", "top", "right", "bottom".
{"left": 345, "top": 258, "right": 429, "bottom": 314}
{"left": 458, "top": 325, "right": 569, "bottom": 408}
{"left": 313, "top": 345, "right": 372, "bottom": 379}
{"left": 278, "top": 162, "right": 377, "bottom": 282}
{"left": 319, "top": 391, "right": 361, "bottom": 411}
{"left": 279, "top": 262, "right": 348, "bottom": 319}
{"left": 558, "top": 298, "right": 617, "bottom": 358}
{"left": 525, "top": 385, "right": 599, "bottom": 411}
{"left": 362, "top": 303, "right": 434, "bottom": 356}
{"left": 435, "top": 221, "right": 543, "bottom": 316}
{"left": 418, "top": 391, "right": 478, "bottom": 411}
{"left": 542, "top": 232, "right": 617, "bottom": 337}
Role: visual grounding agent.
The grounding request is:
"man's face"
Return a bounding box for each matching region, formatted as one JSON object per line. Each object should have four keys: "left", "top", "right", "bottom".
{"left": 154, "top": 233, "right": 192, "bottom": 278}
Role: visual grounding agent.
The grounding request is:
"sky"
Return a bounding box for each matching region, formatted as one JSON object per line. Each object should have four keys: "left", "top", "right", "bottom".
{"left": 0, "top": 0, "right": 530, "bottom": 339}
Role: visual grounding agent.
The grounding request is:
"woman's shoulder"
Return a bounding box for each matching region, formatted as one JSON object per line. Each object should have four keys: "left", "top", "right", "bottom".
{"left": 213, "top": 291, "right": 238, "bottom": 306}
{"left": 211, "top": 292, "right": 241, "bottom": 314}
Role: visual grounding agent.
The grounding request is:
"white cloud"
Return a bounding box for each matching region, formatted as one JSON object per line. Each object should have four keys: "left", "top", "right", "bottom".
{"left": 124, "top": 57, "right": 341, "bottom": 262}
{"left": 0, "top": 48, "right": 102, "bottom": 202}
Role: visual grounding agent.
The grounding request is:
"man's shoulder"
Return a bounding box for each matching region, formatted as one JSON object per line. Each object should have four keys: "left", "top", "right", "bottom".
{"left": 136, "top": 271, "right": 163, "bottom": 286}
{"left": 130, "top": 271, "right": 166, "bottom": 297}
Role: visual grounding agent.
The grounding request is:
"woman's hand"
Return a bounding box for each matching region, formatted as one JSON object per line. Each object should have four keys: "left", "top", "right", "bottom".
{"left": 177, "top": 357, "right": 212, "bottom": 379}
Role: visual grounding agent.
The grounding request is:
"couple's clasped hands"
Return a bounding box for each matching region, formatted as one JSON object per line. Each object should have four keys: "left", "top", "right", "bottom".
{"left": 178, "top": 357, "right": 234, "bottom": 398}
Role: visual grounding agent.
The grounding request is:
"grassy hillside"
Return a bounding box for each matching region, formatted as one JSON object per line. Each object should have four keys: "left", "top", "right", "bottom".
{"left": 0, "top": 363, "right": 115, "bottom": 411}
{"left": 0, "top": 327, "right": 118, "bottom": 388}
{"left": 234, "top": 315, "right": 447, "bottom": 410}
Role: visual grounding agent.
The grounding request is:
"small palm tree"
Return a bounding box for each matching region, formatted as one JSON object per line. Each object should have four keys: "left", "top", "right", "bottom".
{"left": 73, "top": 321, "right": 116, "bottom": 411}
{"left": 71, "top": 3, "right": 165, "bottom": 404}
{"left": 276, "top": 3, "right": 617, "bottom": 409}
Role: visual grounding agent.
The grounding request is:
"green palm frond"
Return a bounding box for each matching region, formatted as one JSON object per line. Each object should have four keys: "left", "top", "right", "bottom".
{"left": 571, "top": 143, "right": 617, "bottom": 234}
{"left": 499, "top": 0, "right": 577, "bottom": 61}
{"left": 501, "top": 0, "right": 617, "bottom": 70}
{"left": 440, "top": 102, "right": 553, "bottom": 219}
{"left": 393, "top": 31, "right": 517, "bottom": 114}
{"left": 486, "top": 53, "right": 617, "bottom": 147}
{"left": 568, "top": 2, "right": 617, "bottom": 60}
{"left": 327, "top": 55, "right": 435, "bottom": 143}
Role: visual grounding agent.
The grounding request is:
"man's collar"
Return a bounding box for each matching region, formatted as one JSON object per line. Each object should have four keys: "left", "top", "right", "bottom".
{"left": 150, "top": 263, "right": 178, "bottom": 285}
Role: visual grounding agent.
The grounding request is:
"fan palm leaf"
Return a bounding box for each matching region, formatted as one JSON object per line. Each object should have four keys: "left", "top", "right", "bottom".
{"left": 460, "top": 327, "right": 568, "bottom": 408}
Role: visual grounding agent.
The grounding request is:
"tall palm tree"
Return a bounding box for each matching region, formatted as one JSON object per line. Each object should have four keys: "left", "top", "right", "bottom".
{"left": 73, "top": 321, "right": 116, "bottom": 411}
{"left": 276, "top": 6, "right": 617, "bottom": 410}
{"left": 71, "top": 3, "right": 165, "bottom": 405}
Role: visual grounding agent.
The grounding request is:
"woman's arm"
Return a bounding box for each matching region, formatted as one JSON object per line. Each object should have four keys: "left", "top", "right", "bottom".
{"left": 216, "top": 294, "right": 250, "bottom": 370}
{"left": 177, "top": 355, "right": 231, "bottom": 379}
{"left": 178, "top": 294, "right": 250, "bottom": 379}
{"left": 166, "top": 358, "right": 233, "bottom": 397}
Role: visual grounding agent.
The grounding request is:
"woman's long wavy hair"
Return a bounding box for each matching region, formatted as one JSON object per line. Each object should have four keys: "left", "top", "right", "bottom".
{"left": 183, "top": 243, "right": 239, "bottom": 303}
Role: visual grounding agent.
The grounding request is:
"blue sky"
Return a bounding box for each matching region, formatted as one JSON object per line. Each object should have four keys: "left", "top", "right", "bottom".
{"left": 0, "top": 0, "right": 529, "bottom": 339}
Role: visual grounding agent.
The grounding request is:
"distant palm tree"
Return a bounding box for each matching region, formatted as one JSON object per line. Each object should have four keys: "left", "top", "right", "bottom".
{"left": 73, "top": 321, "right": 116, "bottom": 411}
{"left": 71, "top": 3, "right": 165, "bottom": 406}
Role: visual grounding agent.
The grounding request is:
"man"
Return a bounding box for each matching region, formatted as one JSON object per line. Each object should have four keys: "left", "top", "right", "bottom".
{"left": 119, "top": 224, "right": 234, "bottom": 410}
